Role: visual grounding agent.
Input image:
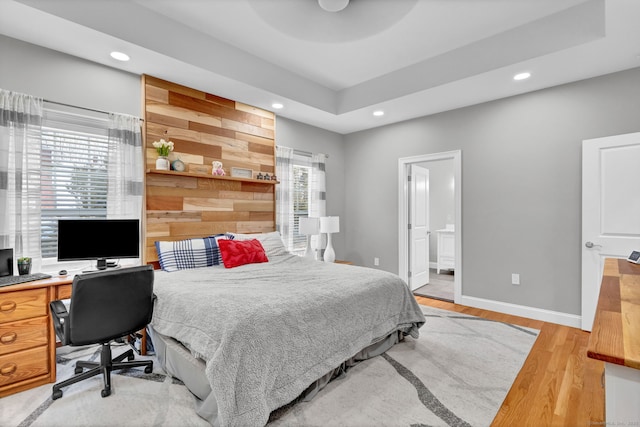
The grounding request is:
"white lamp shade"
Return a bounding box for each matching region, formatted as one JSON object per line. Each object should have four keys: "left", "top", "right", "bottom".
{"left": 319, "top": 216, "right": 340, "bottom": 234}
{"left": 299, "top": 217, "right": 319, "bottom": 235}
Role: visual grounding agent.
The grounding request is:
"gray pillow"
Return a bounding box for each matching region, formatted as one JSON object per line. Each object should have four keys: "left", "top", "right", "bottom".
{"left": 229, "top": 231, "right": 290, "bottom": 258}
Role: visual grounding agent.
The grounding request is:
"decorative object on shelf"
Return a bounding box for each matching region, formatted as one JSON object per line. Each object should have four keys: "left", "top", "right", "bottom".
{"left": 17, "top": 257, "right": 32, "bottom": 275}
{"left": 271, "top": 175, "right": 278, "bottom": 181}
{"left": 171, "top": 158, "right": 185, "bottom": 172}
{"left": 212, "top": 161, "right": 225, "bottom": 176}
{"left": 231, "top": 167, "right": 253, "bottom": 179}
{"left": 320, "top": 216, "right": 340, "bottom": 263}
{"left": 155, "top": 156, "right": 170, "bottom": 171}
{"left": 299, "top": 217, "right": 320, "bottom": 259}
{"left": 257, "top": 172, "right": 264, "bottom": 180}
{"left": 264, "top": 173, "right": 270, "bottom": 180}
{"left": 152, "top": 138, "right": 174, "bottom": 171}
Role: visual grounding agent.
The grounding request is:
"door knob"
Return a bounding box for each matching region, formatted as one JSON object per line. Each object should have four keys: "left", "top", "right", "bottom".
{"left": 585, "top": 241, "right": 601, "bottom": 248}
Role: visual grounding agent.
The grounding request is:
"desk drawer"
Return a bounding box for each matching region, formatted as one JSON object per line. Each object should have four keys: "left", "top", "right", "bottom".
{"left": 0, "top": 316, "right": 48, "bottom": 356}
{"left": 56, "top": 284, "right": 72, "bottom": 300}
{"left": 0, "top": 345, "right": 48, "bottom": 387}
{"left": 0, "top": 289, "right": 48, "bottom": 324}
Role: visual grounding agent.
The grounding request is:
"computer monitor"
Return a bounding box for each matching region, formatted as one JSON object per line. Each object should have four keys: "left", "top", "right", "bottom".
{"left": 0, "top": 248, "right": 13, "bottom": 277}
{"left": 57, "top": 219, "right": 140, "bottom": 270}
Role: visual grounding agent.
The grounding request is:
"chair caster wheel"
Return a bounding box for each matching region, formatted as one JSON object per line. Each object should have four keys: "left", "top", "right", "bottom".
{"left": 144, "top": 366, "right": 152, "bottom": 374}
{"left": 101, "top": 388, "right": 111, "bottom": 398}
{"left": 74, "top": 367, "right": 83, "bottom": 374}
{"left": 52, "top": 389, "right": 63, "bottom": 400}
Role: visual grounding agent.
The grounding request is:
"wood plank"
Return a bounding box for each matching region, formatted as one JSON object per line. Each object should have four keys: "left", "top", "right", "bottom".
{"left": 235, "top": 132, "right": 275, "bottom": 147}
{"left": 235, "top": 221, "right": 274, "bottom": 233}
{"left": 147, "top": 102, "right": 223, "bottom": 128}
{"left": 621, "top": 274, "right": 640, "bottom": 369}
{"left": 222, "top": 118, "right": 274, "bottom": 139}
{"left": 219, "top": 190, "right": 253, "bottom": 200}
{"left": 233, "top": 200, "right": 274, "bottom": 212}
{"left": 183, "top": 198, "right": 234, "bottom": 212}
{"left": 146, "top": 211, "right": 201, "bottom": 223}
{"left": 170, "top": 221, "right": 238, "bottom": 236}
{"left": 145, "top": 84, "right": 168, "bottom": 103}
{"left": 249, "top": 141, "right": 276, "bottom": 155}
{"left": 146, "top": 173, "right": 198, "bottom": 189}
{"left": 201, "top": 211, "right": 251, "bottom": 222}
{"left": 235, "top": 101, "right": 275, "bottom": 119}
{"left": 146, "top": 196, "right": 183, "bottom": 211}
{"left": 146, "top": 111, "right": 189, "bottom": 129}
{"left": 145, "top": 75, "right": 207, "bottom": 100}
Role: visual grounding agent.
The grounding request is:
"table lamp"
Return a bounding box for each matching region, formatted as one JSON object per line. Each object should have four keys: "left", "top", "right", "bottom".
{"left": 320, "top": 216, "right": 339, "bottom": 263}
{"left": 299, "top": 217, "right": 320, "bottom": 259}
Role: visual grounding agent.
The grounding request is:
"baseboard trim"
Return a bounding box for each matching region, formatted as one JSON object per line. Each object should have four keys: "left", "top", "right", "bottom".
{"left": 458, "top": 295, "right": 582, "bottom": 329}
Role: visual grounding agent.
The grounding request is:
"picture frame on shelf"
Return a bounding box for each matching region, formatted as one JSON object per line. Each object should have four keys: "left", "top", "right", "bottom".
{"left": 231, "top": 167, "right": 253, "bottom": 179}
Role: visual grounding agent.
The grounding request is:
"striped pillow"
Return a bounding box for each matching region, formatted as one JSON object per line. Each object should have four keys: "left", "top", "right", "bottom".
{"left": 155, "top": 233, "right": 234, "bottom": 272}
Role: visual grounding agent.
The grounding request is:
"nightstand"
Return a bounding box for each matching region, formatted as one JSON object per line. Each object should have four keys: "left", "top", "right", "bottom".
{"left": 335, "top": 260, "right": 353, "bottom": 265}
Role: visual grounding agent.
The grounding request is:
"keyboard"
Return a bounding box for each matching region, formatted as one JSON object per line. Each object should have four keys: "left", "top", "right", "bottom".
{"left": 0, "top": 272, "right": 53, "bottom": 288}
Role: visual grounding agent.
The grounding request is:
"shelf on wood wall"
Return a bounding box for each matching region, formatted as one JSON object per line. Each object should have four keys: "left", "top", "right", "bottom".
{"left": 146, "top": 169, "right": 279, "bottom": 184}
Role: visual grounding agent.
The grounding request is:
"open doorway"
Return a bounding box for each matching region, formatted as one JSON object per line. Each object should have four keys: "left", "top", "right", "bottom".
{"left": 398, "top": 151, "right": 461, "bottom": 303}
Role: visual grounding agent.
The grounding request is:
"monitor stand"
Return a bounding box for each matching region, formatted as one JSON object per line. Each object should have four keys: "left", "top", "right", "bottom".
{"left": 82, "top": 259, "right": 121, "bottom": 273}
{"left": 96, "top": 258, "right": 107, "bottom": 270}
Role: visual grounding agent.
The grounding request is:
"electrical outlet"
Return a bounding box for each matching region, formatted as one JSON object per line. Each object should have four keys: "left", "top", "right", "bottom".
{"left": 374, "top": 257, "right": 380, "bottom": 266}
{"left": 511, "top": 273, "right": 520, "bottom": 285}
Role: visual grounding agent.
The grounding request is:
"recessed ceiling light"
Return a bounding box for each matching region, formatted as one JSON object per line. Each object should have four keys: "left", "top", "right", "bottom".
{"left": 272, "top": 103, "right": 283, "bottom": 109}
{"left": 373, "top": 110, "right": 384, "bottom": 117}
{"left": 513, "top": 72, "right": 531, "bottom": 81}
{"left": 110, "top": 51, "right": 130, "bottom": 62}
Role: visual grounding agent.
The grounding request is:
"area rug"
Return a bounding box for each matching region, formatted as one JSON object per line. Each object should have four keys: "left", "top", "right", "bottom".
{"left": 3, "top": 306, "right": 538, "bottom": 427}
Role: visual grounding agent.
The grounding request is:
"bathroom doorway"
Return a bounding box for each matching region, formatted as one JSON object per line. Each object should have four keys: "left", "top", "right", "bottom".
{"left": 398, "top": 151, "right": 461, "bottom": 303}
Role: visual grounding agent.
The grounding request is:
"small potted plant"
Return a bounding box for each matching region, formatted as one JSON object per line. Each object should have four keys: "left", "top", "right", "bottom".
{"left": 17, "top": 257, "right": 32, "bottom": 275}
{"left": 152, "top": 138, "right": 174, "bottom": 171}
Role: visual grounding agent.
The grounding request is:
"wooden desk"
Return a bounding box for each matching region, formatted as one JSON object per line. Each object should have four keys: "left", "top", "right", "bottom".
{"left": 0, "top": 276, "right": 72, "bottom": 397}
{"left": 587, "top": 258, "right": 640, "bottom": 423}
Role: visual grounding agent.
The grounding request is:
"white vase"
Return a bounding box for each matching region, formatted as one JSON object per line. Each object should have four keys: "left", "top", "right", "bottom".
{"left": 155, "top": 156, "right": 170, "bottom": 171}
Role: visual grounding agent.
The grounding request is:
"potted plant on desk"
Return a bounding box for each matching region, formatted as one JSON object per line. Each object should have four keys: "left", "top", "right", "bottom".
{"left": 17, "top": 257, "right": 32, "bottom": 275}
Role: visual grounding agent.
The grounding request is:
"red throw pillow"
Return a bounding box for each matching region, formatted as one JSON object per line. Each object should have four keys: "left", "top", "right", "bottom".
{"left": 218, "top": 239, "right": 269, "bottom": 268}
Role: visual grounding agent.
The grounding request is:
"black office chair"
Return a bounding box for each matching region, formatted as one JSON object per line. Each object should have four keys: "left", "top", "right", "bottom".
{"left": 50, "top": 265, "right": 155, "bottom": 400}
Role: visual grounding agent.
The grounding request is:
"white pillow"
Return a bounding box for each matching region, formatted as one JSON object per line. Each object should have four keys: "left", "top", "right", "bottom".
{"left": 229, "top": 231, "right": 290, "bottom": 257}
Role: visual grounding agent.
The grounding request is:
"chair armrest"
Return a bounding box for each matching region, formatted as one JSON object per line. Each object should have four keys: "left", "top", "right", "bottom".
{"left": 50, "top": 300, "right": 70, "bottom": 345}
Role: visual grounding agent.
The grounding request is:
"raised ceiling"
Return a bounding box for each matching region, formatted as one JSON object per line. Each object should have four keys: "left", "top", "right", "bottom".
{"left": 1, "top": 0, "right": 639, "bottom": 134}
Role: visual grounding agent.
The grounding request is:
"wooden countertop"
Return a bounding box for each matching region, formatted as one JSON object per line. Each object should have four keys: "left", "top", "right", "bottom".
{"left": 587, "top": 258, "right": 640, "bottom": 369}
{"left": 0, "top": 275, "right": 72, "bottom": 293}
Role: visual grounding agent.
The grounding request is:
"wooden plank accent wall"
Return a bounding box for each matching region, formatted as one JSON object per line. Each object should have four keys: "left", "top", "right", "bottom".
{"left": 142, "top": 75, "right": 276, "bottom": 263}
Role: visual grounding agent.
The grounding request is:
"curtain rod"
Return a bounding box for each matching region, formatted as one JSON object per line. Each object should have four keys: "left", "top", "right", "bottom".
{"left": 44, "top": 99, "right": 144, "bottom": 121}
{"left": 292, "top": 148, "right": 329, "bottom": 159}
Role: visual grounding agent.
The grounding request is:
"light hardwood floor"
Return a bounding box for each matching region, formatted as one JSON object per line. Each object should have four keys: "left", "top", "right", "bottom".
{"left": 414, "top": 296, "right": 605, "bottom": 427}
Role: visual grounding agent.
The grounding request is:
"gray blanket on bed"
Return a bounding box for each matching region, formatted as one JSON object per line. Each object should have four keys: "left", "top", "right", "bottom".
{"left": 151, "top": 254, "right": 425, "bottom": 427}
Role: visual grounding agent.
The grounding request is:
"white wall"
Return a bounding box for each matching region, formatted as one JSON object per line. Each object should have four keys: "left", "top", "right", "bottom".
{"left": 0, "top": 35, "right": 140, "bottom": 116}
{"left": 343, "top": 67, "right": 640, "bottom": 316}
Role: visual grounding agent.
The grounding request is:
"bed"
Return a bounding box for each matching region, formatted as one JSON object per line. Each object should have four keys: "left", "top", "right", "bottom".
{"left": 148, "top": 232, "right": 426, "bottom": 427}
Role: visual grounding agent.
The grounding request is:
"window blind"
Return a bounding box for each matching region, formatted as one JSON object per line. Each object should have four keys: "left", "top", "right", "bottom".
{"left": 40, "top": 108, "right": 110, "bottom": 258}
{"left": 288, "top": 152, "right": 316, "bottom": 255}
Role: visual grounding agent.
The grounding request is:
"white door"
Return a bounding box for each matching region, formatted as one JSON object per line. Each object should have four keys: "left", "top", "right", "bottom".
{"left": 409, "top": 165, "right": 430, "bottom": 290}
{"left": 581, "top": 132, "right": 640, "bottom": 331}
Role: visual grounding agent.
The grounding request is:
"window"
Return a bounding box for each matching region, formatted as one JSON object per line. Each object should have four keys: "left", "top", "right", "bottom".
{"left": 290, "top": 161, "right": 311, "bottom": 255}
{"left": 40, "top": 107, "right": 110, "bottom": 259}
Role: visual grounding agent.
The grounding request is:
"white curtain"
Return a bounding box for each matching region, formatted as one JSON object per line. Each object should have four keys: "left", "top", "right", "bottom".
{"left": 275, "top": 145, "right": 294, "bottom": 249}
{"left": 106, "top": 113, "right": 143, "bottom": 219}
{"left": 309, "top": 153, "right": 327, "bottom": 252}
{"left": 0, "top": 89, "right": 43, "bottom": 270}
